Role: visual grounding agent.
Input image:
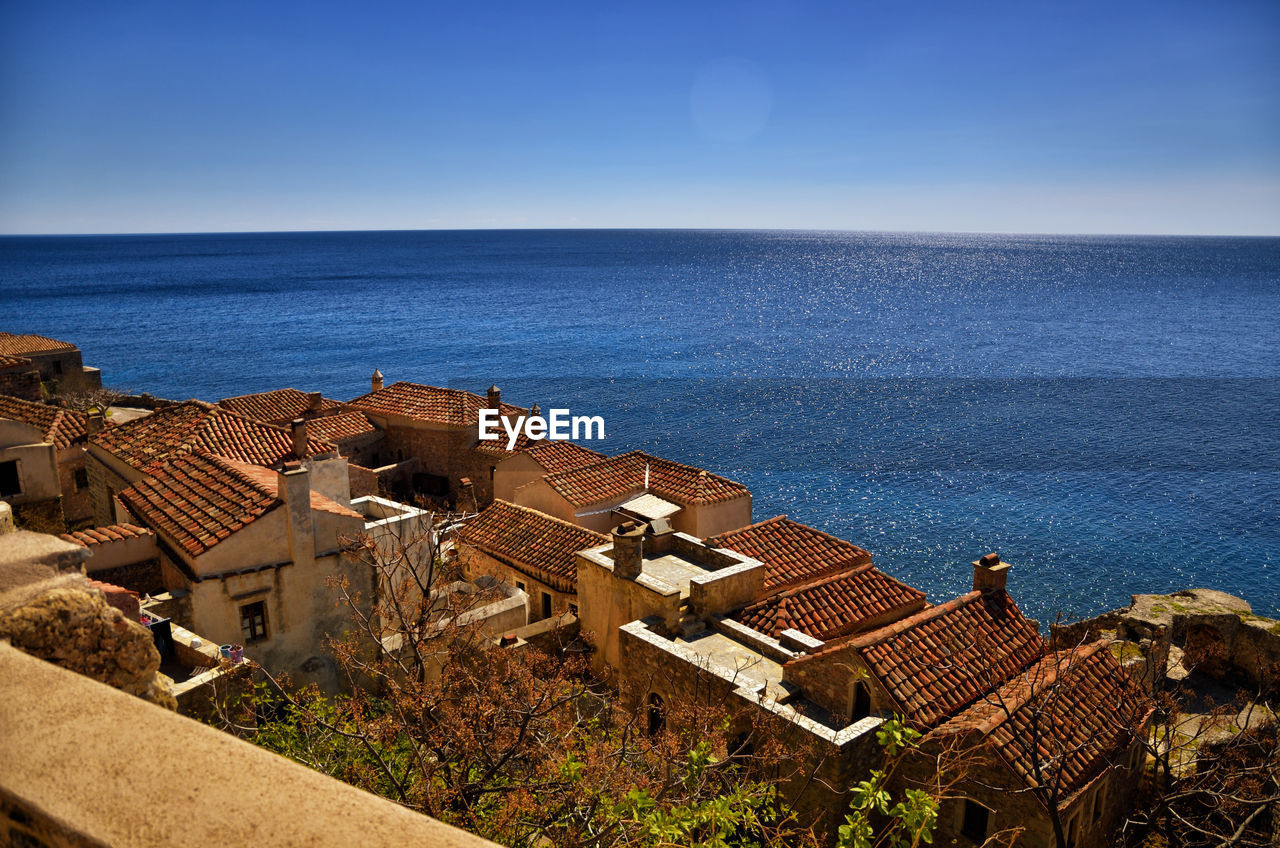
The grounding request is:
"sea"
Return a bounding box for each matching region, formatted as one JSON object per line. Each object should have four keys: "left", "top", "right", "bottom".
{"left": 1, "top": 229, "right": 1277, "bottom": 624}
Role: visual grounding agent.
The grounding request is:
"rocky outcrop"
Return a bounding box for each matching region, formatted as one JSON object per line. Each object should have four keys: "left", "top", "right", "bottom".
{"left": 0, "top": 527, "right": 176, "bottom": 709}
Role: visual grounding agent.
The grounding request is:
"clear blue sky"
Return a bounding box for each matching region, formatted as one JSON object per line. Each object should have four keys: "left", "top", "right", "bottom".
{"left": 2, "top": 0, "right": 1277, "bottom": 235}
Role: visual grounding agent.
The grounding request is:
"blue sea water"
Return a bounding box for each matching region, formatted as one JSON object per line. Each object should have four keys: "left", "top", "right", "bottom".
{"left": 1, "top": 229, "right": 1277, "bottom": 623}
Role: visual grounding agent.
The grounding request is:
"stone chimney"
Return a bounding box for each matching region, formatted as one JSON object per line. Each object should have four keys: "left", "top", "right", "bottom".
{"left": 290, "top": 418, "right": 309, "bottom": 459}
{"left": 371, "top": 369, "right": 384, "bottom": 393}
{"left": 611, "top": 520, "right": 645, "bottom": 580}
{"left": 307, "top": 391, "right": 323, "bottom": 412}
{"left": 278, "top": 462, "right": 315, "bottom": 566}
{"left": 487, "top": 384, "right": 501, "bottom": 415}
{"left": 530, "top": 402, "right": 540, "bottom": 417}
{"left": 972, "top": 552, "right": 1010, "bottom": 593}
{"left": 87, "top": 410, "right": 105, "bottom": 435}
{"left": 458, "top": 477, "right": 478, "bottom": 514}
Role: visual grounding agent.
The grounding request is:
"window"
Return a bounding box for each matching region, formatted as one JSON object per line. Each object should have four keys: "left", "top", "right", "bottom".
{"left": 51, "top": 360, "right": 63, "bottom": 375}
{"left": 490, "top": 465, "right": 495, "bottom": 482}
{"left": 541, "top": 592, "right": 552, "bottom": 619}
{"left": 0, "top": 460, "right": 20, "bottom": 497}
{"left": 73, "top": 468, "right": 89, "bottom": 491}
{"left": 647, "top": 692, "right": 666, "bottom": 736}
{"left": 568, "top": 602, "right": 578, "bottom": 616}
{"left": 960, "top": 800, "right": 989, "bottom": 841}
{"left": 240, "top": 600, "right": 268, "bottom": 643}
{"left": 1092, "top": 785, "right": 1103, "bottom": 822}
{"left": 515, "top": 580, "right": 526, "bottom": 592}
{"left": 850, "top": 681, "right": 871, "bottom": 721}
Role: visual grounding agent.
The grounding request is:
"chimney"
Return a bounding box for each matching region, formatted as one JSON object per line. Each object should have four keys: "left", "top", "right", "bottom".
{"left": 458, "top": 477, "right": 478, "bottom": 514}
{"left": 530, "top": 401, "right": 540, "bottom": 417}
{"left": 611, "top": 520, "right": 645, "bottom": 579}
{"left": 278, "top": 462, "right": 315, "bottom": 566}
{"left": 371, "top": 369, "right": 384, "bottom": 393}
{"left": 87, "top": 409, "right": 105, "bottom": 435}
{"left": 487, "top": 384, "right": 501, "bottom": 415}
{"left": 972, "top": 552, "right": 1010, "bottom": 593}
{"left": 307, "top": 391, "right": 323, "bottom": 412}
{"left": 290, "top": 418, "right": 309, "bottom": 459}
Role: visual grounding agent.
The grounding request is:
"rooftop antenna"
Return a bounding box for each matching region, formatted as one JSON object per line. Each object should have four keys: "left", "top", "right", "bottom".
{"left": 644, "top": 462, "right": 650, "bottom": 489}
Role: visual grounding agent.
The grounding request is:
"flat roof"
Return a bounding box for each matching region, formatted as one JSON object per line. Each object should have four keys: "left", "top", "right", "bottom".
{"left": 618, "top": 492, "right": 682, "bottom": 521}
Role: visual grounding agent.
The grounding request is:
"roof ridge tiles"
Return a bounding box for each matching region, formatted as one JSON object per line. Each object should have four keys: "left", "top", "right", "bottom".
{"left": 846, "top": 590, "right": 985, "bottom": 650}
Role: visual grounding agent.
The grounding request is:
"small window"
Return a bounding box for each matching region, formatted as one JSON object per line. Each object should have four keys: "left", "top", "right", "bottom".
{"left": 851, "top": 681, "right": 871, "bottom": 721}
{"left": 960, "top": 800, "right": 989, "bottom": 841}
{"left": 1092, "top": 785, "right": 1103, "bottom": 822}
{"left": 490, "top": 465, "right": 495, "bottom": 482}
{"left": 541, "top": 592, "right": 552, "bottom": 619}
{"left": 240, "top": 600, "right": 268, "bottom": 643}
{"left": 51, "top": 360, "right": 63, "bottom": 375}
{"left": 568, "top": 602, "right": 578, "bottom": 616}
{"left": 515, "top": 580, "right": 526, "bottom": 592}
{"left": 73, "top": 467, "right": 89, "bottom": 491}
{"left": 647, "top": 692, "right": 666, "bottom": 736}
{"left": 0, "top": 460, "right": 20, "bottom": 497}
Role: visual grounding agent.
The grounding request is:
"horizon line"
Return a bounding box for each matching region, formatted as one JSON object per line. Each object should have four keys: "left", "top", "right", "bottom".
{"left": 2, "top": 225, "right": 1278, "bottom": 239}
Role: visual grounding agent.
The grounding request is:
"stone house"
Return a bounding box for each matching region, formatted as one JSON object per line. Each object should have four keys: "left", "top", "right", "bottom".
{"left": 85, "top": 400, "right": 345, "bottom": 526}
{"left": 0, "top": 332, "right": 101, "bottom": 394}
{"left": 0, "top": 355, "right": 42, "bottom": 401}
{"left": 480, "top": 437, "right": 604, "bottom": 502}
{"left": 454, "top": 499, "right": 607, "bottom": 623}
{"left": 60, "top": 522, "right": 163, "bottom": 595}
{"left": 513, "top": 450, "right": 752, "bottom": 537}
{"left": 114, "top": 451, "right": 372, "bottom": 686}
{"left": 0, "top": 393, "right": 93, "bottom": 530}
{"left": 306, "top": 411, "right": 385, "bottom": 472}
{"left": 906, "top": 640, "right": 1152, "bottom": 848}
{"left": 347, "top": 379, "right": 526, "bottom": 505}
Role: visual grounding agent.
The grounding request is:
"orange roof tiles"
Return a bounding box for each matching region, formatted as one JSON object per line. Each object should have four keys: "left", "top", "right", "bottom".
{"left": 0, "top": 354, "right": 34, "bottom": 369}
{"left": 832, "top": 589, "right": 1046, "bottom": 729}
{"left": 307, "top": 411, "right": 378, "bottom": 443}
{"left": 91, "top": 401, "right": 336, "bottom": 473}
{"left": 0, "top": 332, "right": 77, "bottom": 356}
{"left": 934, "top": 641, "right": 1151, "bottom": 801}
{"left": 455, "top": 500, "right": 607, "bottom": 593}
{"left": 348, "top": 382, "right": 526, "bottom": 427}
{"left": 707, "top": 515, "right": 873, "bottom": 592}
{"left": 541, "top": 450, "right": 750, "bottom": 508}
{"left": 731, "top": 564, "right": 926, "bottom": 640}
{"left": 118, "top": 452, "right": 359, "bottom": 558}
{"left": 61, "top": 523, "right": 154, "bottom": 547}
{"left": 473, "top": 436, "right": 605, "bottom": 470}
{"left": 0, "top": 393, "right": 89, "bottom": 449}
{"left": 217, "top": 388, "right": 341, "bottom": 424}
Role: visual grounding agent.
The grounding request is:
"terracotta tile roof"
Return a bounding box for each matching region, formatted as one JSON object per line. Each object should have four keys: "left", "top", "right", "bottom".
{"left": 541, "top": 451, "right": 750, "bottom": 508}
{"left": 707, "top": 515, "right": 873, "bottom": 592}
{"left": 307, "top": 411, "right": 378, "bottom": 443}
{"left": 91, "top": 401, "right": 336, "bottom": 472}
{"left": 834, "top": 589, "right": 1046, "bottom": 729}
{"left": 473, "top": 436, "right": 605, "bottom": 470}
{"left": 348, "top": 382, "right": 526, "bottom": 427}
{"left": 731, "top": 564, "right": 926, "bottom": 640}
{"left": 933, "top": 641, "right": 1151, "bottom": 801}
{"left": 0, "top": 332, "right": 77, "bottom": 356}
{"left": 118, "top": 452, "right": 359, "bottom": 558}
{"left": 455, "top": 500, "right": 607, "bottom": 593}
{"left": 61, "top": 523, "right": 154, "bottom": 547}
{"left": 217, "top": 388, "right": 341, "bottom": 424}
{"left": 0, "top": 393, "right": 89, "bottom": 449}
{"left": 0, "top": 354, "right": 34, "bottom": 369}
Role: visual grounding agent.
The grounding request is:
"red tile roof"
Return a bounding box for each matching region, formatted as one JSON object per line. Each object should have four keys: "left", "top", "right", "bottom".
{"left": 473, "top": 436, "right": 605, "bottom": 470}
{"left": 61, "top": 523, "right": 154, "bottom": 547}
{"left": 455, "top": 500, "right": 607, "bottom": 593}
{"left": 0, "top": 393, "right": 89, "bottom": 449}
{"left": 821, "top": 589, "right": 1046, "bottom": 729}
{"left": 707, "top": 515, "right": 873, "bottom": 592}
{"left": 217, "top": 388, "right": 341, "bottom": 424}
{"left": 348, "top": 382, "right": 526, "bottom": 427}
{"left": 541, "top": 450, "right": 750, "bottom": 508}
{"left": 306, "top": 411, "right": 378, "bottom": 443}
{"left": 91, "top": 401, "right": 336, "bottom": 472}
{"left": 0, "top": 332, "right": 77, "bottom": 356}
{"left": 118, "top": 452, "right": 359, "bottom": 558}
{"left": 933, "top": 641, "right": 1151, "bottom": 802}
{"left": 731, "top": 563, "right": 926, "bottom": 641}
{"left": 0, "top": 354, "right": 34, "bottom": 370}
